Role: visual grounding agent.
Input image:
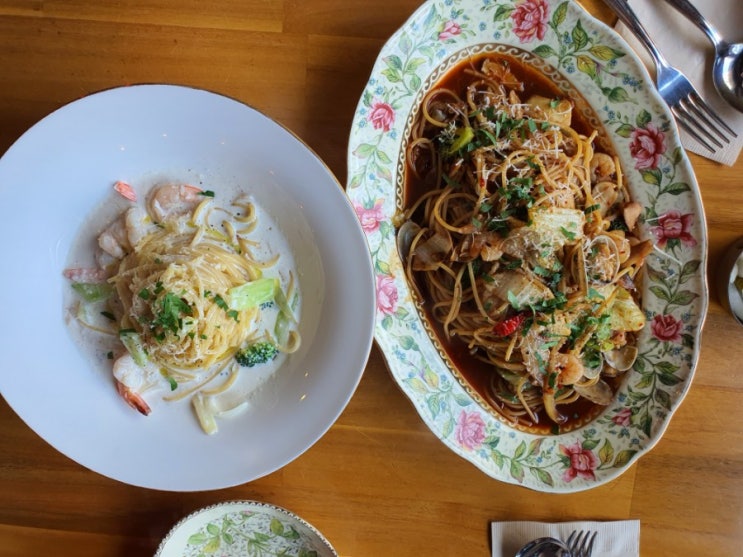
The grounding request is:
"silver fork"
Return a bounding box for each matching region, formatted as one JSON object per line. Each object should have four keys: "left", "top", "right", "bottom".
{"left": 566, "top": 530, "right": 598, "bottom": 557}
{"left": 603, "top": 0, "right": 737, "bottom": 152}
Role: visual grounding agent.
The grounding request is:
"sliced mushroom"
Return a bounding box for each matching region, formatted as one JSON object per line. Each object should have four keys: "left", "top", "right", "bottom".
{"left": 623, "top": 201, "right": 643, "bottom": 231}
{"left": 591, "top": 181, "right": 619, "bottom": 216}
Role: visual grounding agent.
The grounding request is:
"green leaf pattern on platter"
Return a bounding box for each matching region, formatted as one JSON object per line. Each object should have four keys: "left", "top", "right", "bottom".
{"left": 347, "top": 0, "right": 706, "bottom": 492}
{"left": 183, "top": 510, "right": 320, "bottom": 557}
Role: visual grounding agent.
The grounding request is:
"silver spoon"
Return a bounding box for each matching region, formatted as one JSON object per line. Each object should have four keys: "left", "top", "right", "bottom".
{"left": 662, "top": 0, "right": 743, "bottom": 113}
{"left": 514, "top": 536, "right": 573, "bottom": 557}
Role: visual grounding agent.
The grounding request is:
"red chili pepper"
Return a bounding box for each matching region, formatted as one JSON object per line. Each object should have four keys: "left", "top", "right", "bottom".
{"left": 492, "top": 312, "right": 527, "bottom": 337}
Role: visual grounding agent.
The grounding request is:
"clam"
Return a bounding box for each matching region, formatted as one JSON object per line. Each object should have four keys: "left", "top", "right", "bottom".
{"left": 585, "top": 234, "right": 620, "bottom": 283}
{"left": 603, "top": 344, "right": 639, "bottom": 374}
{"left": 582, "top": 352, "right": 604, "bottom": 380}
{"left": 396, "top": 220, "right": 422, "bottom": 263}
{"left": 573, "top": 378, "right": 613, "bottom": 406}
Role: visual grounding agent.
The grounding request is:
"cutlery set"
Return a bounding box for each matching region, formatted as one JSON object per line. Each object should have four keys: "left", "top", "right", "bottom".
{"left": 603, "top": 0, "right": 742, "bottom": 152}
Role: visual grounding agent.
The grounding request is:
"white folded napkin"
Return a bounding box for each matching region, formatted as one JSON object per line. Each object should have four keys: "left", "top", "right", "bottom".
{"left": 491, "top": 520, "right": 640, "bottom": 557}
{"left": 614, "top": 0, "right": 743, "bottom": 166}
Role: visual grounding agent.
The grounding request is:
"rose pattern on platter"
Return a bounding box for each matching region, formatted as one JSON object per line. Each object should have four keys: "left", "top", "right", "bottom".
{"left": 368, "top": 101, "right": 395, "bottom": 132}
{"left": 612, "top": 407, "right": 632, "bottom": 428}
{"left": 651, "top": 314, "right": 684, "bottom": 343}
{"left": 511, "top": 0, "right": 550, "bottom": 42}
{"left": 651, "top": 210, "right": 697, "bottom": 249}
{"left": 353, "top": 199, "right": 386, "bottom": 233}
{"left": 376, "top": 274, "right": 399, "bottom": 315}
{"left": 439, "top": 20, "right": 463, "bottom": 40}
{"left": 560, "top": 441, "right": 599, "bottom": 482}
{"left": 455, "top": 410, "right": 487, "bottom": 450}
{"left": 630, "top": 123, "right": 667, "bottom": 170}
{"left": 347, "top": 0, "right": 705, "bottom": 491}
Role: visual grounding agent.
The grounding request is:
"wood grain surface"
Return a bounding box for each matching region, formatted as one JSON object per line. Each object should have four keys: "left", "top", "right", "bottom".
{"left": 0, "top": 1, "right": 741, "bottom": 555}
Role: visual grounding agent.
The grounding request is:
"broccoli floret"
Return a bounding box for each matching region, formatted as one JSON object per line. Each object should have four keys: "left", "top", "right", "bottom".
{"left": 235, "top": 341, "right": 279, "bottom": 367}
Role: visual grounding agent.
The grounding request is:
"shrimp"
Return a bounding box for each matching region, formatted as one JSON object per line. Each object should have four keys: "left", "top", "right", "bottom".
{"left": 115, "top": 379, "right": 151, "bottom": 415}
{"left": 63, "top": 267, "right": 109, "bottom": 283}
{"left": 98, "top": 216, "right": 131, "bottom": 259}
{"left": 114, "top": 180, "right": 137, "bottom": 202}
{"left": 112, "top": 353, "right": 160, "bottom": 416}
{"left": 148, "top": 183, "right": 203, "bottom": 222}
{"left": 549, "top": 352, "right": 584, "bottom": 386}
{"left": 124, "top": 206, "right": 156, "bottom": 246}
{"left": 97, "top": 206, "right": 153, "bottom": 259}
{"left": 589, "top": 153, "right": 616, "bottom": 184}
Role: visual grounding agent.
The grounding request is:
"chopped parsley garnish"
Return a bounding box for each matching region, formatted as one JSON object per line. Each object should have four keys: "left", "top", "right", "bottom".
{"left": 208, "top": 293, "right": 240, "bottom": 322}
{"left": 560, "top": 226, "right": 577, "bottom": 241}
{"left": 504, "top": 258, "right": 523, "bottom": 270}
{"left": 587, "top": 287, "right": 605, "bottom": 301}
{"left": 199, "top": 190, "right": 215, "bottom": 197}
{"left": 151, "top": 292, "right": 193, "bottom": 337}
{"left": 212, "top": 294, "right": 229, "bottom": 310}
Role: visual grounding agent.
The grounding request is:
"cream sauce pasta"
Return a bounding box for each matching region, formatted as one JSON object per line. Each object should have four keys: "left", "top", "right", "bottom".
{"left": 63, "top": 179, "right": 301, "bottom": 434}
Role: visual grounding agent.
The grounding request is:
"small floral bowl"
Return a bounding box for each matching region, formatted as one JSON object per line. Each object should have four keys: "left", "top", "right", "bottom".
{"left": 346, "top": 0, "right": 708, "bottom": 492}
{"left": 155, "top": 501, "right": 337, "bottom": 557}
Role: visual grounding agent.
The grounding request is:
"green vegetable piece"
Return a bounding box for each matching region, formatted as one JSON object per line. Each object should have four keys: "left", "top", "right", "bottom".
{"left": 228, "top": 278, "right": 278, "bottom": 310}
{"left": 445, "top": 126, "right": 475, "bottom": 155}
{"left": 235, "top": 341, "right": 279, "bottom": 367}
{"left": 71, "top": 282, "right": 113, "bottom": 302}
{"left": 119, "top": 330, "right": 148, "bottom": 366}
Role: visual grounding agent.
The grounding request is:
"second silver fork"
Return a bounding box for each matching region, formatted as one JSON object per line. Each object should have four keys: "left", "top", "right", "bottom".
{"left": 566, "top": 530, "right": 598, "bottom": 557}
{"left": 603, "top": 0, "right": 737, "bottom": 152}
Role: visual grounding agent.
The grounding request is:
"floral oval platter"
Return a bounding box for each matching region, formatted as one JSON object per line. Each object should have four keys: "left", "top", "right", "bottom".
{"left": 155, "top": 501, "right": 338, "bottom": 557}
{"left": 347, "top": 0, "right": 707, "bottom": 492}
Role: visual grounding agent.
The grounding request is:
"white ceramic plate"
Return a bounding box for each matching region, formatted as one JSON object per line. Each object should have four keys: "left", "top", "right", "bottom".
{"left": 155, "top": 500, "right": 337, "bottom": 557}
{"left": 0, "top": 84, "right": 376, "bottom": 491}
{"left": 347, "top": 0, "right": 707, "bottom": 491}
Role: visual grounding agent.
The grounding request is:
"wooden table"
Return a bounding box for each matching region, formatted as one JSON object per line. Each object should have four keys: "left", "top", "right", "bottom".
{"left": 1, "top": 1, "right": 741, "bottom": 555}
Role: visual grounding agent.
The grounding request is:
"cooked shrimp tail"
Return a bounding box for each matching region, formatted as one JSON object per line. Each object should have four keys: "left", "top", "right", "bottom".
{"left": 63, "top": 267, "right": 109, "bottom": 283}
{"left": 114, "top": 180, "right": 137, "bottom": 202}
{"left": 115, "top": 379, "right": 151, "bottom": 415}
